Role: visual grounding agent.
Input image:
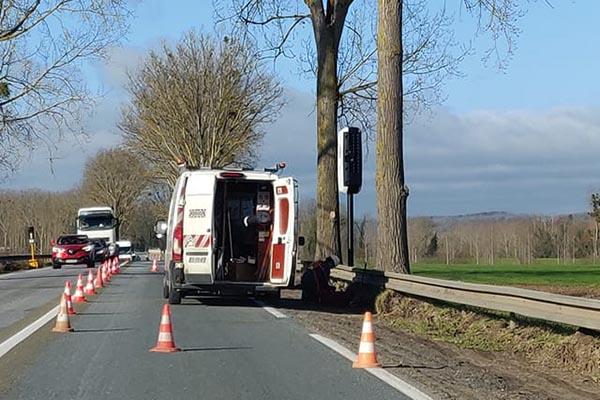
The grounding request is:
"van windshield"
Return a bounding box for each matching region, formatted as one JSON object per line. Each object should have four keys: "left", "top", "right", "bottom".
{"left": 78, "top": 214, "right": 116, "bottom": 230}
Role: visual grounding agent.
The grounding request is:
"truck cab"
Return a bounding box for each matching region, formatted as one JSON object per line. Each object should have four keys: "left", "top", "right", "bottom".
{"left": 77, "top": 207, "right": 118, "bottom": 243}
{"left": 158, "top": 166, "right": 299, "bottom": 304}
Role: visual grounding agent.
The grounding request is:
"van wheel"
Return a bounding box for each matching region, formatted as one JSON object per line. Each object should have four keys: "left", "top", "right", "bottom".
{"left": 162, "top": 278, "right": 169, "bottom": 299}
{"left": 52, "top": 262, "right": 61, "bottom": 269}
{"left": 168, "top": 288, "right": 181, "bottom": 305}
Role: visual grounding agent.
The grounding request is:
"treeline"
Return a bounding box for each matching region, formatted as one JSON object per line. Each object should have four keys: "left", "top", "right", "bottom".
{"left": 299, "top": 201, "right": 600, "bottom": 266}
{"left": 0, "top": 189, "right": 165, "bottom": 254}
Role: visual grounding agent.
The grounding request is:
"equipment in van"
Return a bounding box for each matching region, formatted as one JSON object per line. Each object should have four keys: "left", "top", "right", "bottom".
{"left": 156, "top": 162, "right": 301, "bottom": 304}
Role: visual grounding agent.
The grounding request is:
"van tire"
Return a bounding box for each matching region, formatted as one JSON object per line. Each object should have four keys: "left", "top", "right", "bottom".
{"left": 168, "top": 288, "right": 181, "bottom": 305}
{"left": 162, "top": 278, "right": 170, "bottom": 299}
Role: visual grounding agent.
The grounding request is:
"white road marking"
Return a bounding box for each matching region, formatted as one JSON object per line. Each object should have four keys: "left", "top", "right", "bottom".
{"left": 309, "top": 334, "right": 433, "bottom": 400}
{"left": 253, "top": 300, "right": 288, "bottom": 319}
{"left": 0, "top": 306, "right": 59, "bottom": 359}
{"left": 0, "top": 267, "right": 47, "bottom": 279}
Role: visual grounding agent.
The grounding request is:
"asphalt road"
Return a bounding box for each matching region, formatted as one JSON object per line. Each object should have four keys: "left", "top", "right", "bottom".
{"left": 0, "top": 262, "right": 406, "bottom": 400}
{"left": 0, "top": 263, "right": 93, "bottom": 340}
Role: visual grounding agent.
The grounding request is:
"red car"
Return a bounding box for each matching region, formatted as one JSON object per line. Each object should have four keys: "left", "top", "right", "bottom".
{"left": 51, "top": 235, "right": 96, "bottom": 269}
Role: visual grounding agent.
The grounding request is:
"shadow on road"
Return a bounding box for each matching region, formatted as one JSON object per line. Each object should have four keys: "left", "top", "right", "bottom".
{"left": 73, "top": 328, "right": 133, "bottom": 333}
{"left": 182, "top": 346, "right": 252, "bottom": 352}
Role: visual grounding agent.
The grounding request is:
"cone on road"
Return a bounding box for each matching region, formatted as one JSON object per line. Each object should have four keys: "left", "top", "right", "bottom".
{"left": 102, "top": 262, "right": 109, "bottom": 283}
{"left": 72, "top": 274, "right": 87, "bottom": 303}
{"left": 150, "top": 304, "right": 180, "bottom": 353}
{"left": 85, "top": 270, "right": 96, "bottom": 295}
{"left": 63, "top": 281, "right": 76, "bottom": 315}
{"left": 52, "top": 294, "right": 74, "bottom": 333}
{"left": 110, "top": 257, "right": 116, "bottom": 274}
{"left": 352, "top": 312, "right": 381, "bottom": 368}
{"left": 150, "top": 258, "right": 159, "bottom": 273}
{"left": 94, "top": 266, "right": 104, "bottom": 289}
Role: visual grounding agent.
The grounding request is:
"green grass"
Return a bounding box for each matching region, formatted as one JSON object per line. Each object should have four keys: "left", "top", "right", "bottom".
{"left": 411, "top": 263, "right": 600, "bottom": 287}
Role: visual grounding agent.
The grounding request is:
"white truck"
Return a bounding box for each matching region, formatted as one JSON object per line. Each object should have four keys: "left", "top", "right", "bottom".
{"left": 77, "top": 207, "right": 118, "bottom": 244}
{"left": 155, "top": 165, "right": 301, "bottom": 304}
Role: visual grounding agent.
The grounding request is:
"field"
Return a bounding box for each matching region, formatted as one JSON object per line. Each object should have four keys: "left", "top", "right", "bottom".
{"left": 412, "top": 262, "right": 600, "bottom": 287}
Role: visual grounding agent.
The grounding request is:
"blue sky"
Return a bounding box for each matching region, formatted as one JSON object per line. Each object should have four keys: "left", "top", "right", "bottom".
{"left": 4, "top": 0, "right": 600, "bottom": 217}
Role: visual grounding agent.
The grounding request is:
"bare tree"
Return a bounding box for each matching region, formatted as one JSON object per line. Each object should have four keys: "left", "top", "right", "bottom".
{"left": 80, "top": 148, "right": 149, "bottom": 234}
{"left": 376, "top": 0, "right": 531, "bottom": 273}
{"left": 120, "top": 31, "right": 283, "bottom": 185}
{"left": 221, "top": 0, "right": 467, "bottom": 260}
{"left": 0, "top": 0, "right": 131, "bottom": 176}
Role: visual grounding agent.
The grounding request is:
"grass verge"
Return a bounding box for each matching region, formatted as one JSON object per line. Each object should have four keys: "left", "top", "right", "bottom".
{"left": 375, "top": 290, "right": 600, "bottom": 382}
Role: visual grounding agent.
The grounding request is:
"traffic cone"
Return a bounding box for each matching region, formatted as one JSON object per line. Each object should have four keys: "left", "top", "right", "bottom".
{"left": 72, "top": 274, "right": 87, "bottom": 303}
{"left": 111, "top": 257, "right": 118, "bottom": 275}
{"left": 102, "top": 262, "right": 109, "bottom": 282}
{"left": 94, "top": 266, "right": 104, "bottom": 289}
{"left": 352, "top": 312, "right": 381, "bottom": 368}
{"left": 52, "top": 294, "right": 74, "bottom": 332}
{"left": 63, "top": 281, "right": 76, "bottom": 315}
{"left": 85, "top": 270, "right": 96, "bottom": 295}
{"left": 150, "top": 304, "right": 181, "bottom": 353}
{"left": 151, "top": 259, "right": 159, "bottom": 273}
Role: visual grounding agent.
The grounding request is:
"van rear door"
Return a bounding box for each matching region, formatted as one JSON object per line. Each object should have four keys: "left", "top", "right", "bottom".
{"left": 270, "top": 177, "right": 296, "bottom": 285}
{"left": 183, "top": 174, "right": 216, "bottom": 285}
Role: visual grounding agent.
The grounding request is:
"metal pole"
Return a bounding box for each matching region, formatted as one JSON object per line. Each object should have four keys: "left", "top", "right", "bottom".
{"left": 347, "top": 193, "right": 354, "bottom": 267}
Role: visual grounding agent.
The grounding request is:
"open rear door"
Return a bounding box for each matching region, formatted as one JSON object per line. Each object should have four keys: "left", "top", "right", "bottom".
{"left": 270, "top": 177, "right": 296, "bottom": 285}
{"left": 183, "top": 174, "right": 216, "bottom": 285}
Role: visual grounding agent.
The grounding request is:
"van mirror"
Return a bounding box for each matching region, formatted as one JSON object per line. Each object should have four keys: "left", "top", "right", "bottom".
{"left": 154, "top": 220, "right": 168, "bottom": 235}
{"left": 50, "top": 239, "right": 56, "bottom": 246}
{"left": 298, "top": 236, "right": 305, "bottom": 246}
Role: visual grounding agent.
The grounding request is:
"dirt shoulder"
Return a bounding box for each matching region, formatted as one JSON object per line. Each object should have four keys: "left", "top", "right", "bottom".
{"left": 276, "top": 290, "right": 600, "bottom": 400}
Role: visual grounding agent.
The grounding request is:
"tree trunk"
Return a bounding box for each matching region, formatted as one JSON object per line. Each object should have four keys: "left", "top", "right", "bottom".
{"left": 313, "top": 19, "right": 342, "bottom": 260}
{"left": 376, "top": 0, "right": 409, "bottom": 273}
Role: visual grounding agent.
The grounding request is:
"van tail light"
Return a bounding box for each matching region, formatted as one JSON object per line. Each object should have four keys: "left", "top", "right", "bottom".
{"left": 172, "top": 218, "right": 183, "bottom": 262}
{"left": 172, "top": 177, "right": 187, "bottom": 263}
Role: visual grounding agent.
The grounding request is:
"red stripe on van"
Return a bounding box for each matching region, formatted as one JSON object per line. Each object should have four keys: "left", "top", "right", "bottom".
{"left": 278, "top": 198, "right": 289, "bottom": 235}
{"left": 270, "top": 243, "right": 285, "bottom": 280}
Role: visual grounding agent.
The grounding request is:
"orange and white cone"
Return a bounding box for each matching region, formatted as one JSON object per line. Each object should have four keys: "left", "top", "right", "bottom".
{"left": 52, "top": 294, "right": 74, "bottom": 332}
{"left": 150, "top": 304, "right": 181, "bottom": 353}
{"left": 352, "top": 312, "right": 381, "bottom": 368}
{"left": 85, "top": 270, "right": 96, "bottom": 295}
{"left": 102, "top": 262, "right": 110, "bottom": 282}
{"left": 113, "top": 257, "right": 119, "bottom": 274}
{"left": 64, "top": 281, "right": 76, "bottom": 315}
{"left": 72, "top": 274, "right": 87, "bottom": 303}
{"left": 150, "top": 259, "right": 159, "bottom": 273}
{"left": 110, "top": 257, "right": 117, "bottom": 274}
{"left": 94, "top": 267, "right": 104, "bottom": 289}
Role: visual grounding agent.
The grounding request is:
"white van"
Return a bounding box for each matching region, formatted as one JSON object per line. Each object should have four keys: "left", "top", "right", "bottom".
{"left": 157, "top": 166, "right": 300, "bottom": 304}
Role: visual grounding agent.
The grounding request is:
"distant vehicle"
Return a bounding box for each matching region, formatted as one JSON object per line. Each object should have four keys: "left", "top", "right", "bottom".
{"left": 136, "top": 251, "right": 149, "bottom": 261}
{"left": 51, "top": 235, "right": 95, "bottom": 269}
{"left": 77, "top": 207, "right": 118, "bottom": 243}
{"left": 116, "top": 240, "right": 134, "bottom": 261}
{"left": 156, "top": 164, "right": 301, "bottom": 304}
{"left": 90, "top": 238, "right": 109, "bottom": 261}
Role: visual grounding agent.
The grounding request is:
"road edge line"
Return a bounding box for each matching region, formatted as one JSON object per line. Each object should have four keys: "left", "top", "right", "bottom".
{"left": 309, "top": 333, "right": 433, "bottom": 400}
{"left": 0, "top": 305, "right": 59, "bottom": 359}
{"left": 253, "top": 300, "right": 288, "bottom": 319}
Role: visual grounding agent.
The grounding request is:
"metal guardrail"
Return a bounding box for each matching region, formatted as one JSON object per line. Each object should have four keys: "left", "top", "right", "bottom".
{"left": 0, "top": 254, "right": 52, "bottom": 262}
{"left": 330, "top": 265, "right": 600, "bottom": 331}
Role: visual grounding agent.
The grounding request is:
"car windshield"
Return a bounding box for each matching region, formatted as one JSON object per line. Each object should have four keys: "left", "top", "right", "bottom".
{"left": 119, "top": 246, "right": 131, "bottom": 253}
{"left": 57, "top": 236, "right": 88, "bottom": 245}
{"left": 78, "top": 214, "right": 115, "bottom": 230}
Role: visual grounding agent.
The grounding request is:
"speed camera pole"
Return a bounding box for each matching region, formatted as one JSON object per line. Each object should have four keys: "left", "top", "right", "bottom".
{"left": 338, "top": 127, "right": 362, "bottom": 267}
